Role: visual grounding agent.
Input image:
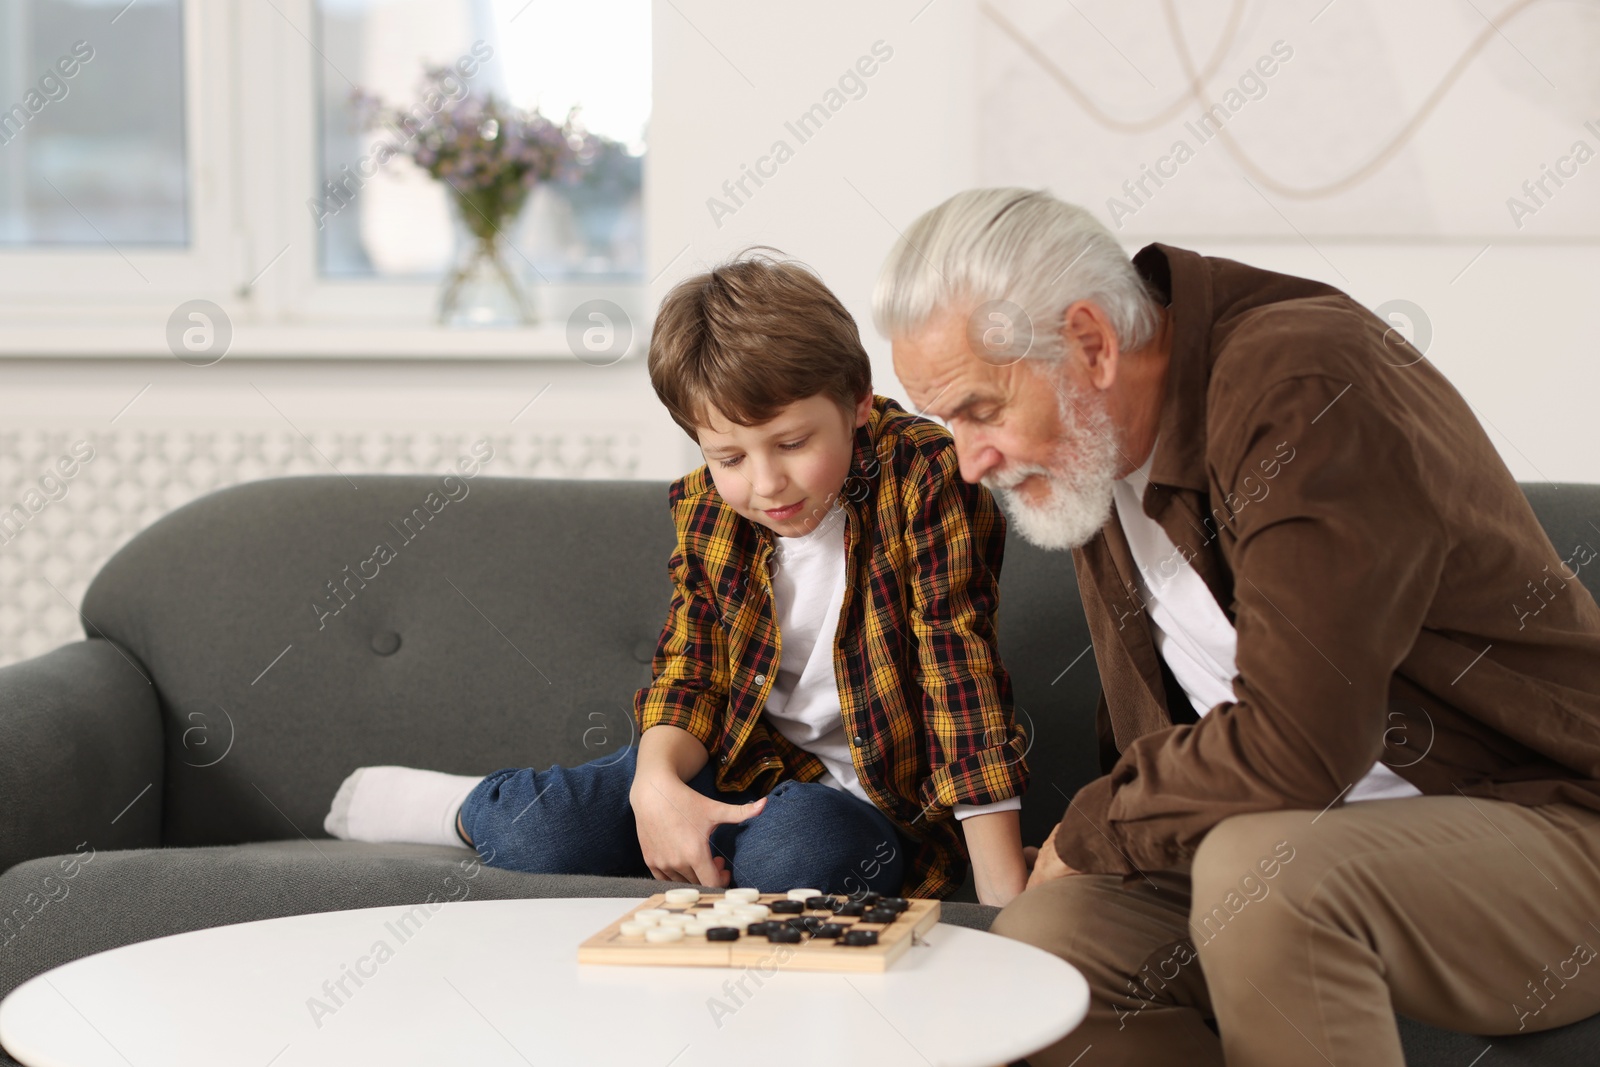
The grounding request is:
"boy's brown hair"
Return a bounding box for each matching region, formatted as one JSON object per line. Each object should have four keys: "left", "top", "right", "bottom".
{"left": 647, "top": 248, "right": 873, "bottom": 441}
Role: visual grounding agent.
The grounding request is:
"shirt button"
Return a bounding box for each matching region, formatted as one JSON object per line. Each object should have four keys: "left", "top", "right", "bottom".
{"left": 853, "top": 735, "right": 864, "bottom": 745}
{"left": 719, "top": 756, "right": 729, "bottom": 764}
{"left": 754, "top": 674, "right": 766, "bottom": 685}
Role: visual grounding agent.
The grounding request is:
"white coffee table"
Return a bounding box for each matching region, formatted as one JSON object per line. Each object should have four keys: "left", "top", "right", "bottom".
{"left": 0, "top": 897, "right": 1087, "bottom": 1067}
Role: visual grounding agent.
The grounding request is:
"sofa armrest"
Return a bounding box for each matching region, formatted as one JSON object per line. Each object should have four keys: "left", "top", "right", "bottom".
{"left": 0, "top": 639, "right": 164, "bottom": 877}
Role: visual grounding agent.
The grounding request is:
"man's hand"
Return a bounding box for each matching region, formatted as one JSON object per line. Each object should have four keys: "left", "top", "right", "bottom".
{"left": 1023, "top": 822, "right": 1079, "bottom": 889}
{"left": 630, "top": 773, "right": 766, "bottom": 888}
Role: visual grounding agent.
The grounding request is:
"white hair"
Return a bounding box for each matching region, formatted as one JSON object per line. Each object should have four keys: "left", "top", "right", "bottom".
{"left": 871, "top": 187, "right": 1164, "bottom": 361}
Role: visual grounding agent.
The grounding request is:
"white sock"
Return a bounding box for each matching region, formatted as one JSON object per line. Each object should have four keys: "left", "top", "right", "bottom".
{"left": 323, "top": 766, "right": 481, "bottom": 848}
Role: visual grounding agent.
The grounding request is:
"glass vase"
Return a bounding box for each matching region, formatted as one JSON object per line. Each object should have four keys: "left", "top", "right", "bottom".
{"left": 437, "top": 202, "right": 537, "bottom": 328}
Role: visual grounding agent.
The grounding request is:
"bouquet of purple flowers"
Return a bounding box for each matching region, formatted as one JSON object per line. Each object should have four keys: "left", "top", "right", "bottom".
{"left": 350, "top": 64, "right": 640, "bottom": 325}
{"left": 353, "top": 66, "right": 579, "bottom": 244}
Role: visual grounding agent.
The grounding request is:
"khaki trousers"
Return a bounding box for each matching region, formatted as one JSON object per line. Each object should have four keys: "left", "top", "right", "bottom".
{"left": 992, "top": 796, "right": 1600, "bottom": 1066}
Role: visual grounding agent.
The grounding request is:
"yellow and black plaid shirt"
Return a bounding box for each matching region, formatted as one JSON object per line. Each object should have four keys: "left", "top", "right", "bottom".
{"left": 634, "top": 394, "right": 1030, "bottom": 898}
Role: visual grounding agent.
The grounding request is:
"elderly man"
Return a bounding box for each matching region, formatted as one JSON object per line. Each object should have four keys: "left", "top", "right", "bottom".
{"left": 873, "top": 187, "right": 1600, "bottom": 1066}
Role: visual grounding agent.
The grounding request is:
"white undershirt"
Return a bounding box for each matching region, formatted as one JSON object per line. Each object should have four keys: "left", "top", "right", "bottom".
{"left": 762, "top": 501, "right": 1021, "bottom": 821}
{"left": 1110, "top": 441, "right": 1421, "bottom": 804}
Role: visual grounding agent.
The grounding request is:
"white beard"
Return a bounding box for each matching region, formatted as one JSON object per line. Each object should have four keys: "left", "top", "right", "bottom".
{"left": 981, "top": 372, "right": 1123, "bottom": 551}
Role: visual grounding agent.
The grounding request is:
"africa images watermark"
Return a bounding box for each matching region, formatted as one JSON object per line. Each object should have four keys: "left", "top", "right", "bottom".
{"left": 705, "top": 40, "right": 895, "bottom": 228}
{"left": 311, "top": 439, "right": 495, "bottom": 630}
{"left": 0, "top": 40, "right": 96, "bottom": 148}
{"left": 1105, "top": 40, "right": 1295, "bottom": 230}
{"left": 1510, "top": 925, "right": 1600, "bottom": 1032}
{"left": 304, "top": 848, "right": 494, "bottom": 1029}
{"left": 0, "top": 440, "right": 96, "bottom": 548}
{"left": 704, "top": 836, "right": 903, "bottom": 1031}
{"left": 1112, "top": 439, "right": 1297, "bottom": 633}
{"left": 704, "top": 939, "right": 801, "bottom": 1029}
{"left": 1505, "top": 115, "right": 1600, "bottom": 230}
{"left": 1116, "top": 839, "right": 1297, "bottom": 1031}
{"left": 0, "top": 842, "right": 96, "bottom": 953}
{"left": 1512, "top": 541, "right": 1597, "bottom": 631}
{"left": 307, "top": 40, "right": 495, "bottom": 231}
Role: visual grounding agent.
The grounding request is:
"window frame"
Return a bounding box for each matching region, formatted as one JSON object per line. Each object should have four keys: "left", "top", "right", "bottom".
{"left": 0, "top": 0, "right": 645, "bottom": 359}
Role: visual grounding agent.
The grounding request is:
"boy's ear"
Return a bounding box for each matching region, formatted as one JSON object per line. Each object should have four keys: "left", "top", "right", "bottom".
{"left": 853, "top": 390, "right": 873, "bottom": 428}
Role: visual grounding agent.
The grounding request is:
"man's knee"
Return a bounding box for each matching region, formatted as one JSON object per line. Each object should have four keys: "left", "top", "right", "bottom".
{"left": 991, "top": 875, "right": 1123, "bottom": 954}
{"left": 1189, "top": 811, "right": 1311, "bottom": 951}
{"left": 995, "top": 875, "right": 1210, "bottom": 1021}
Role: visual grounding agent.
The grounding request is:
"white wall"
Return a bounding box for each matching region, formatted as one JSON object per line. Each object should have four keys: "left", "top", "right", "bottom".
{"left": 648, "top": 0, "right": 1600, "bottom": 484}
{"left": 1179, "top": 242, "right": 1600, "bottom": 484}
{"left": 647, "top": 0, "right": 979, "bottom": 439}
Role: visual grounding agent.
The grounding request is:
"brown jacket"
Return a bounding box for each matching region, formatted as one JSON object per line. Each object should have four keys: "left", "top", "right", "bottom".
{"left": 1054, "top": 242, "right": 1600, "bottom": 876}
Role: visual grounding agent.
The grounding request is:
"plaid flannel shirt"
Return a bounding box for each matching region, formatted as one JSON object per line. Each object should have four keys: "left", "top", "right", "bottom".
{"left": 633, "top": 394, "right": 1030, "bottom": 898}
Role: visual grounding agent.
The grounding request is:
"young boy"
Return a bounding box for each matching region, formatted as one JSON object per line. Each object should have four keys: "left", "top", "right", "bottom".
{"left": 324, "top": 253, "right": 1030, "bottom": 904}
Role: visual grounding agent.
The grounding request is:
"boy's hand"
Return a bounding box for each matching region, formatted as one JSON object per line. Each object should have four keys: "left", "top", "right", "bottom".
{"left": 631, "top": 774, "right": 767, "bottom": 888}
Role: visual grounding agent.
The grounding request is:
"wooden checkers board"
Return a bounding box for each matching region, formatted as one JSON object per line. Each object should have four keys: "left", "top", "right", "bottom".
{"left": 577, "top": 891, "right": 941, "bottom": 973}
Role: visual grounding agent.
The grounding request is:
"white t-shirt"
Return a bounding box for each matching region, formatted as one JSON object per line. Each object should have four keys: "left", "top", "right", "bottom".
{"left": 762, "top": 501, "right": 1022, "bottom": 821}
{"left": 1110, "top": 441, "right": 1421, "bottom": 804}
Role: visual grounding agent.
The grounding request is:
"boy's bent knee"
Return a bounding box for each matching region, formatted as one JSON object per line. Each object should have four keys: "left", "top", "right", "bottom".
{"left": 762, "top": 779, "right": 856, "bottom": 815}
{"left": 730, "top": 783, "right": 902, "bottom": 893}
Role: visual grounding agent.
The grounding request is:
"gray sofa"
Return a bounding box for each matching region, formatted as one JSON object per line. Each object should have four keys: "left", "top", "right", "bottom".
{"left": 1, "top": 473, "right": 1596, "bottom": 1065}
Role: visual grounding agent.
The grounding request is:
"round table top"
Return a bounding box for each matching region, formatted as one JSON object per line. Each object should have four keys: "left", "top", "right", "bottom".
{"left": 0, "top": 897, "right": 1088, "bottom": 1067}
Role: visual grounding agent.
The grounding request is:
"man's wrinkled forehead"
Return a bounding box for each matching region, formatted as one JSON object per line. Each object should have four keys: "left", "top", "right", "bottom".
{"left": 893, "top": 328, "right": 1005, "bottom": 423}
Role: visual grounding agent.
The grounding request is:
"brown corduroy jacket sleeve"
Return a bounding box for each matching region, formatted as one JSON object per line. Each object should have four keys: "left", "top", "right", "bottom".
{"left": 1055, "top": 374, "right": 1450, "bottom": 875}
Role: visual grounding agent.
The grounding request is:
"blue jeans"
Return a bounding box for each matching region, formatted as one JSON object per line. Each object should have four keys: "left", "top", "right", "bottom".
{"left": 456, "top": 744, "right": 909, "bottom": 896}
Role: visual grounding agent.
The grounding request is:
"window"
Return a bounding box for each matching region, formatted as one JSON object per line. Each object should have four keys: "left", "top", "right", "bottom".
{"left": 0, "top": 0, "right": 188, "bottom": 246}
{"left": 0, "top": 0, "right": 651, "bottom": 354}
{"left": 315, "top": 0, "right": 647, "bottom": 283}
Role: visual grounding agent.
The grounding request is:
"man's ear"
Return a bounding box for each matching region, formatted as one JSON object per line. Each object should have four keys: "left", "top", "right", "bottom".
{"left": 1060, "top": 301, "right": 1119, "bottom": 389}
